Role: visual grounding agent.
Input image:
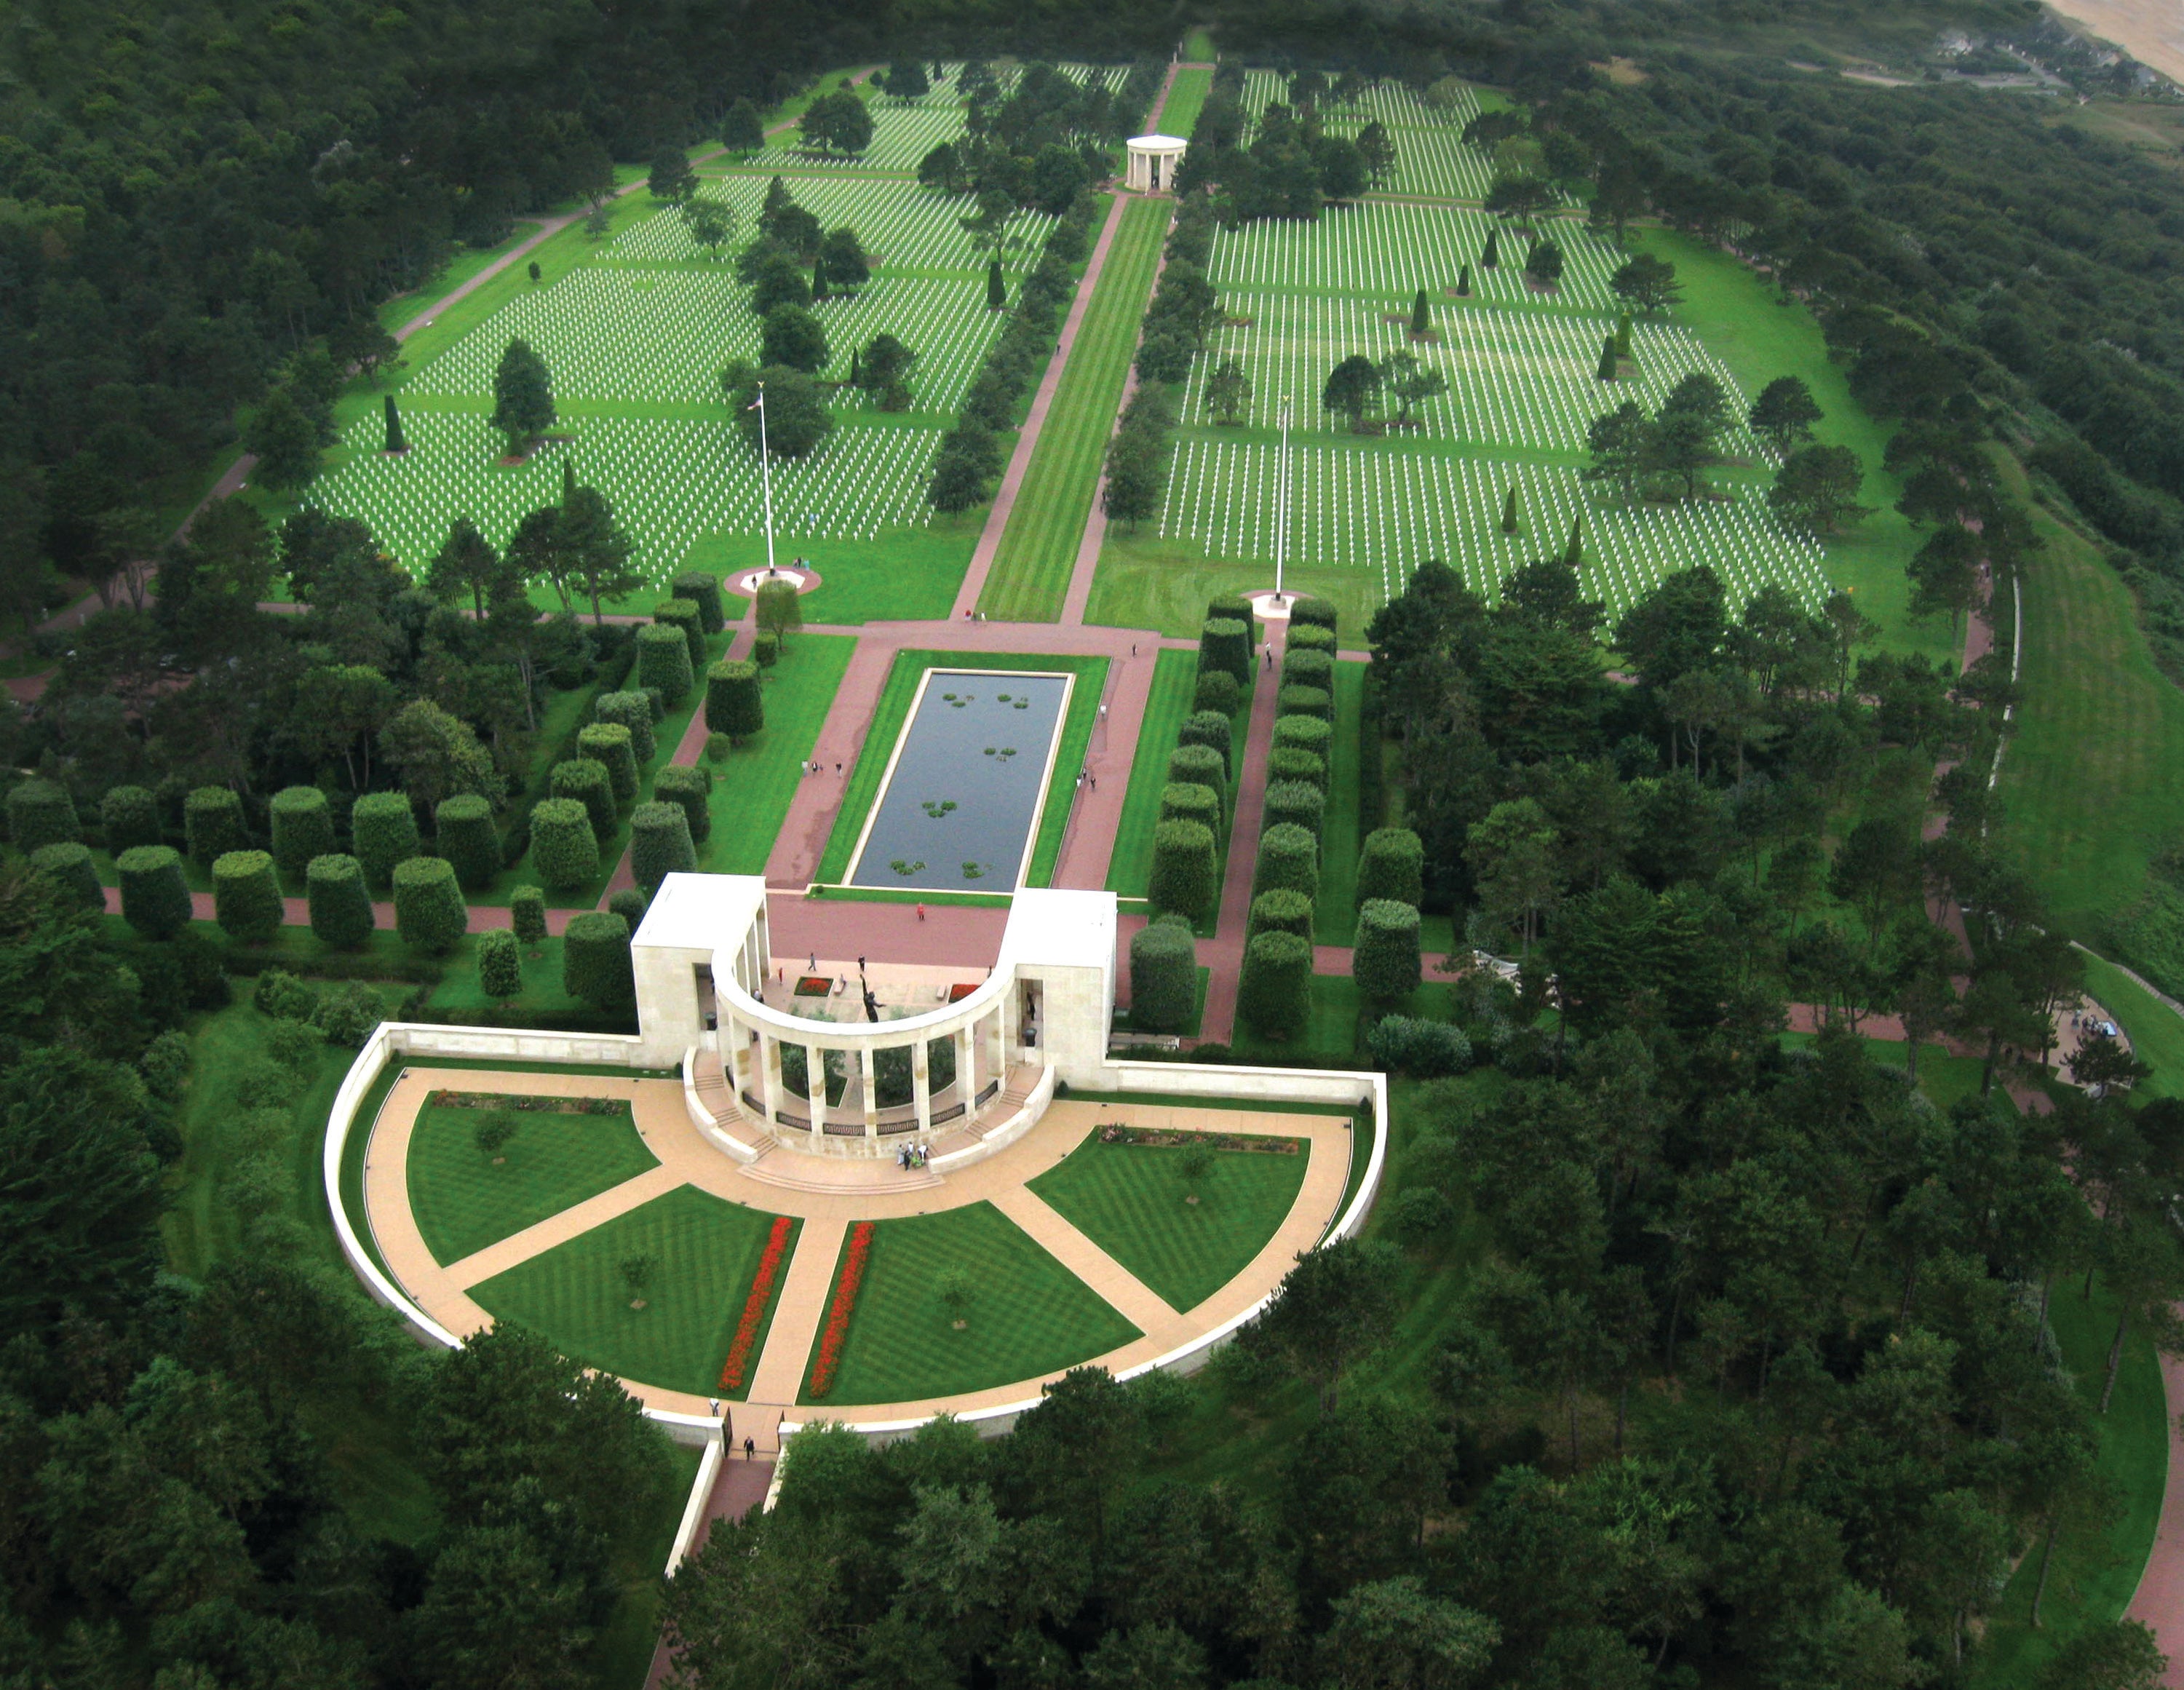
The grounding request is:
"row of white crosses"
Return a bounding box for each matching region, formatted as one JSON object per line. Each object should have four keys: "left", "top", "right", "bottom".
{"left": 1237, "top": 67, "right": 1500, "bottom": 201}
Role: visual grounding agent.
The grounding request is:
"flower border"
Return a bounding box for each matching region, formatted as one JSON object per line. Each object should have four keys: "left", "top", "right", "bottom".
{"left": 718, "top": 1215, "right": 795, "bottom": 1392}
{"left": 806, "top": 1221, "right": 874, "bottom": 1400}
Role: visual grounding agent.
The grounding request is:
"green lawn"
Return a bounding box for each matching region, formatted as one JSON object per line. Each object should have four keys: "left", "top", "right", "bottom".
{"left": 980, "top": 196, "right": 1172, "bottom": 621}
{"left": 1780, "top": 1031, "right": 1990, "bottom": 1111}
{"left": 696, "top": 632, "right": 855, "bottom": 874}
{"left": 1159, "top": 67, "right": 1212, "bottom": 137}
{"left": 1088, "top": 533, "right": 1376, "bottom": 641}
{"left": 683, "top": 523, "right": 974, "bottom": 624}
{"left": 1028, "top": 1136, "right": 1311, "bottom": 1312}
{"left": 471, "top": 1184, "right": 798, "bottom": 1400}
{"left": 801, "top": 1202, "right": 1142, "bottom": 1405}
{"left": 1181, "top": 27, "right": 1216, "bottom": 60}
{"left": 1314, "top": 660, "right": 1366, "bottom": 942}
{"left": 1231, "top": 973, "right": 1451, "bottom": 1063}
{"left": 2079, "top": 954, "right": 2184, "bottom": 1100}
{"left": 426, "top": 934, "right": 623, "bottom": 1025}
{"left": 1107, "top": 648, "right": 1202, "bottom": 896}
{"left": 405, "top": 1097, "right": 658, "bottom": 1265}
{"left": 813, "top": 648, "right": 1110, "bottom": 886}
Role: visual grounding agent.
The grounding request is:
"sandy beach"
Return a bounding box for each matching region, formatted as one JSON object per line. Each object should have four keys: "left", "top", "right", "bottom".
{"left": 2047, "top": 0, "right": 2184, "bottom": 87}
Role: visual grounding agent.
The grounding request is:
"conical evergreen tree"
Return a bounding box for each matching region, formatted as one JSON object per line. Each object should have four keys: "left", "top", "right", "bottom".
{"left": 1615, "top": 313, "right": 1632, "bottom": 357}
{"left": 813, "top": 260, "right": 830, "bottom": 302}
{"left": 384, "top": 394, "right": 408, "bottom": 453}
{"left": 987, "top": 259, "right": 1006, "bottom": 312}
{"left": 1482, "top": 227, "right": 1499, "bottom": 269}
{"left": 1501, "top": 484, "right": 1520, "bottom": 535}
{"left": 561, "top": 457, "right": 576, "bottom": 505}
{"left": 1563, "top": 514, "right": 1583, "bottom": 569}
{"left": 850, "top": 346, "right": 862, "bottom": 387}
{"left": 1457, "top": 264, "right": 1472, "bottom": 297}
{"left": 1409, "top": 287, "right": 1429, "bottom": 338}
{"left": 1597, "top": 335, "right": 1618, "bottom": 382}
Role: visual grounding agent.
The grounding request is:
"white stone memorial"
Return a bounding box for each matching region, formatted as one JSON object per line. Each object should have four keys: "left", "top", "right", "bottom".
{"left": 1125, "top": 134, "right": 1187, "bottom": 194}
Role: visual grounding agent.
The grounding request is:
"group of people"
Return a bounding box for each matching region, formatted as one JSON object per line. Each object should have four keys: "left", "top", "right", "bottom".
{"left": 897, "top": 1142, "right": 934, "bottom": 1170}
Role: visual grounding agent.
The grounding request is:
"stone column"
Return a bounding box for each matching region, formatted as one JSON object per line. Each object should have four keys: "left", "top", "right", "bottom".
{"left": 759, "top": 1028, "right": 782, "bottom": 1129}
{"left": 955, "top": 1023, "right": 975, "bottom": 1116}
{"left": 807, "top": 1043, "right": 827, "bottom": 1141}
{"left": 859, "top": 1047, "right": 879, "bottom": 1140}
{"left": 913, "top": 1037, "right": 932, "bottom": 1135}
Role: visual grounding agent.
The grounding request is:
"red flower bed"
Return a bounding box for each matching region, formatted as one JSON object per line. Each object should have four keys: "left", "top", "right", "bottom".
{"left": 806, "top": 1221, "right": 874, "bottom": 1400}
{"left": 718, "top": 1216, "right": 795, "bottom": 1392}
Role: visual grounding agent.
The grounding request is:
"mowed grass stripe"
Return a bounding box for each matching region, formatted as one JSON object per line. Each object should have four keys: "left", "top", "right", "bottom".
{"left": 1028, "top": 1138, "right": 1311, "bottom": 1313}
{"left": 472, "top": 1185, "right": 798, "bottom": 1400}
{"left": 802, "top": 1201, "right": 1141, "bottom": 1405}
{"left": 1106, "top": 648, "right": 1201, "bottom": 897}
{"left": 980, "top": 196, "right": 1171, "bottom": 622}
{"left": 407, "top": 1099, "right": 659, "bottom": 1266}
{"left": 1314, "top": 659, "right": 1367, "bottom": 943}
{"left": 697, "top": 633, "right": 857, "bottom": 874}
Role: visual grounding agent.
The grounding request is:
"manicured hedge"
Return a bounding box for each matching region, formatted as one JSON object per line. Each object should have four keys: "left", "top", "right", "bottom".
{"left": 1287, "top": 598, "right": 1338, "bottom": 634}
{"left": 1354, "top": 898, "right": 1421, "bottom": 1001}
{"left": 29, "top": 842, "right": 102, "bottom": 911}
{"left": 1129, "top": 917, "right": 1197, "bottom": 1034}
{"left": 101, "top": 785, "right": 162, "bottom": 853}
{"left": 1287, "top": 622, "right": 1336, "bottom": 655}
{"left": 1263, "top": 780, "right": 1325, "bottom": 842}
{"left": 1239, "top": 929, "right": 1312, "bottom": 1039}
{"left": 1282, "top": 648, "right": 1335, "bottom": 691}
{"left": 1271, "top": 713, "right": 1332, "bottom": 765}
{"left": 1357, "top": 828, "right": 1425, "bottom": 907}
{"left": 7, "top": 778, "right": 78, "bottom": 853}
{"left": 635, "top": 623, "right": 694, "bottom": 705}
{"left": 1167, "top": 745, "right": 1226, "bottom": 821}
{"left": 653, "top": 765, "right": 712, "bottom": 843}
{"left": 1252, "top": 822, "right": 1319, "bottom": 903}
{"left": 1178, "top": 710, "right": 1234, "bottom": 779}
{"left": 1207, "top": 595, "right": 1256, "bottom": 631}
{"left": 1199, "top": 617, "right": 1250, "bottom": 686}
{"left": 1367, "top": 1015, "right": 1471, "bottom": 1076}
{"left": 753, "top": 630, "right": 781, "bottom": 668}
{"left": 511, "top": 884, "right": 549, "bottom": 947}
{"left": 392, "top": 856, "right": 467, "bottom": 953}
{"left": 1277, "top": 684, "right": 1331, "bottom": 723}
{"left": 307, "top": 854, "right": 376, "bottom": 948}
{"left": 528, "top": 799, "right": 600, "bottom": 892}
{"left": 434, "top": 795, "right": 502, "bottom": 891}
{"left": 672, "top": 570, "right": 726, "bottom": 634}
{"left": 608, "top": 886, "right": 650, "bottom": 928}
{"left": 706, "top": 659, "right": 764, "bottom": 741}
{"left": 652, "top": 598, "right": 707, "bottom": 670}
{"left": 118, "top": 846, "right": 191, "bottom": 940}
{"left": 594, "top": 691, "right": 657, "bottom": 763}
{"left": 183, "top": 785, "right": 247, "bottom": 865}
{"left": 477, "top": 929, "right": 522, "bottom": 1001}
{"left": 1159, "top": 782, "right": 1220, "bottom": 833}
{"left": 213, "top": 849, "right": 283, "bottom": 943}
{"left": 1247, "top": 887, "right": 1314, "bottom": 941}
{"left": 1148, "top": 819, "right": 1217, "bottom": 921}
{"left": 352, "top": 792, "right": 422, "bottom": 887}
{"left": 551, "top": 758, "right": 616, "bottom": 836}
{"left": 1266, "top": 747, "right": 1327, "bottom": 793}
{"left": 631, "top": 801, "right": 696, "bottom": 894}
{"left": 1193, "top": 667, "right": 1240, "bottom": 715}
{"left": 563, "top": 911, "right": 635, "bottom": 1011}
{"left": 577, "top": 722, "right": 639, "bottom": 807}
{"left": 269, "top": 787, "right": 334, "bottom": 882}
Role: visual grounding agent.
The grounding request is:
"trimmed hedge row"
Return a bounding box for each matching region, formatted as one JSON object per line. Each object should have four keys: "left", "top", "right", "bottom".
{"left": 393, "top": 857, "right": 467, "bottom": 953}
{"left": 435, "top": 795, "right": 501, "bottom": 891}
{"left": 8, "top": 778, "right": 78, "bottom": 853}
{"left": 1128, "top": 915, "right": 1196, "bottom": 1034}
{"left": 595, "top": 691, "right": 657, "bottom": 763}
{"left": 530, "top": 798, "right": 600, "bottom": 892}
{"left": 308, "top": 854, "right": 376, "bottom": 948}
{"left": 269, "top": 786, "right": 334, "bottom": 881}
{"left": 213, "top": 850, "right": 282, "bottom": 943}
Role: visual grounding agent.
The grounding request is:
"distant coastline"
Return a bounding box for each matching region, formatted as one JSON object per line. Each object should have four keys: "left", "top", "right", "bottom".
{"left": 2044, "top": 0, "right": 2184, "bottom": 87}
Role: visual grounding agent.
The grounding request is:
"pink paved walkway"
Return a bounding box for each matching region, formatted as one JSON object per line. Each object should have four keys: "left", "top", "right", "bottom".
{"left": 1199, "top": 627, "right": 1290, "bottom": 1042}
{"left": 643, "top": 1452, "right": 776, "bottom": 1689}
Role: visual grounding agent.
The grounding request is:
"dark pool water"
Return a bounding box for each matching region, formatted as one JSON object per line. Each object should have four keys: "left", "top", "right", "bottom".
{"left": 847, "top": 670, "right": 1071, "bottom": 892}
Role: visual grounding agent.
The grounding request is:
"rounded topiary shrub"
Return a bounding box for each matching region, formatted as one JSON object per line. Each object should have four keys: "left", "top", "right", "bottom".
{"left": 635, "top": 624, "right": 694, "bottom": 706}
{"left": 7, "top": 778, "right": 79, "bottom": 853}
{"left": 1287, "top": 621, "right": 1337, "bottom": 655}
{"left": 1354, "top": 898, "right": 1422, "bottom": 1001}
{"left": 1252, "top": 822, "right": 1319, "bottom": 903}
{"left": 1148, "top": 819, "right": 1217, "bottom": 921}
{"left": 477, "top": 929, "right": 522, "bottom": 1001}
{"left": 529, "top": 798, "right": 600, "bottom": 892}
{"left": 1266, "top": 746, "right": 1327, "bottom": 793}
{"left": 1129, "top": 918, "right": 1197, "bottom": 1034}
{"left": 1282, "top": 648, "right": 1335, "bottom": 691}
{"left": 392, "top": 856, "right": 467, "bottom": 953}
{"left": 608, "top": 886, "right": 650, "bottom": 928}
{"left": 101, "top": 785, "right": 162, "bottom": 853}
{"left": 1287, "top": 598, "right": 1338, "bottom": 635}
{"left": 1207, "top": 595, "right": 1256, "bottom": 632}
{"left": 1194, "top": 667, "right": 1241, "bottom": 716}
{"left": 652, "top": 598, "right": 706, "bottom": 670}
{"left": 1367, "top": 1015, "right": 1472, "bottom": 1077}
{"left": 1271, "top": 713, "right": 1332, "bottom": 766}
{"left": 118, "top": 845, "right": 192, "bottom": 940}
{"left": 563, "top": 911, "right": 635, "bottom": 1012}
{"left": 183, "top": 785, "right": 247, "bottom": 866}
{"left": 1357, "top": 827, "right": 1425, "bottom": 908}
{"left": 1178, "top": 710, "right": 1234, "bottom": 779}
{"left": 269, "top": 787, "right": 334, "bottom": 883}
{"left": 1247, "top": 887, "right": 1314, "bottom": 942}
{"left": 213, "top": 849, "right": 283, "bottom": 943}
{"left": 351, "top": 792, "right": 422, "bottom": 888}
{"left": 706, "top": 659, "right": 764, "bottom": 742}
{"left": 1263, "top": 779, "right": 1325, "bottom": 841}
{"left": 1277, "top": 684, "right": 1331, "bottom": 723}
{"left": 577, "top": 722, "right": 639, "bottom": 808}
{"left": 1159, "top": 782, "right": 1220, "bottom": 833}
{"left": 551, "top": 758, "right": 616, "bottom": 836}
{"left": 1199, "top": 617, "right": 1251, "bottom": 686}
{"left": 594, "top": 691, "right": 657, "bottom": 763}
{"left": 510, "top": 884, "right": 549, "bottom": 948}
{"left": 631, "top": 801, "right": 696, "bottom": 894}
{"left": 1167, "top": 745, "right": 1226, "bottom": 819}
{"left": 653, "top": 764, "right": 712, "bottom": 843}
{"left": 1239, "top": 929, "right": 1312, "bottom": 1039}
{"left": 30, "top": 842, "right": 102, "bottom": 912}
{"left": 672, "top": 570, "right": 726, "bottom": 635}
{"left": 753, "top": 630, "right": 780, "bottom": 669}
{"left": 434, "top": 794, "right": 501, "bottom": 892}
{"left": 306, "top": 854, "right": 375, "bottom": 948}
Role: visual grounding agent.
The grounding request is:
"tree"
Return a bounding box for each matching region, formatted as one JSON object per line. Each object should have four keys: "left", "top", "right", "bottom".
{"left": 383, "top": 394, "right": 408, "bottom": 453}
{"left": 1525, "top": 239, "right": 1564, "bottom": 286}
{"left": 985, "top": 257, "right": 1007, "bottom": 311}
{"left": 243, "top": 386, "right": 322, "bottom": 490}
{"left": 918, "top": 140, "right": 965, "bottom": 193}
{"left": 1610, "top": 253, "right": 1682, "bottom": 314}
{"left": 935, "top": 1266, "right": 974, "bottom": 1328}
{"left": 424, "top": 516, "right": 512, "bottom": 619}
{"left": 379, "top": 698, "right": 504, "bottom": 808}
{"left": 1466, "top": 798, "right": 1560, "bottom": 957}
{"left": 1584, "top": 402, "right": 1649, "bottom": 502}
{"left": 1241, "top": 1237, "right": 1402, "bottom": 1411}
{"left": 560, "top": 483, "right": 640, "bottom": 624}
{"left": 1906, "top": 523, "right": 1982, "bottom": 639}
{"left": 722, "top": 98, "right": 766, "bottom": 154}
{"left": 883, "top": 60, "right": 930, "bottom": 100}
{"left": 1204, "top": 358, "right": 1251, "bottom": 425}
{"left": 489, "top": 338, "right": 556, "bottom": 458}
{"left": 1481, "top": 225, "right": 1500, "bottom": 269}
{"left": 680, "top": 197, "right": 734, "bottom": 260}
{"left": 727, "top": 368, "right": 834, "bottom": 460}
{"left": 1381, "top": 351, "right": 1448, "bottom": 424}
{"left": 1750, "top": 376, "right": 1824, "bottom": 458}
{"left": 819, "top": 227, "right": 870, "bottom": 292}
{"left": 648, "top": 147, "right": 696, "bottom": 204}
{"left": 1770, "top": 445, "right": 1871, "bottom": 535}
{"left": 1357, "top": 120, "right": 1397, "bottom": 186}
{"left": 1323, "top": 354, "right": 1381, "bottom": 432}
{"left": 1590, "top": 160, "right": 1646, "bottom": 243}
{"left": 755, "top": 579, "right": 803, "bottom": 645}
{"left": 1485, "top": 172, "right": 1555, "bottom": 227}
{"left": 760, "top": 304, "right": 828, "bottom": 373}
{"left": 927, "top": 445, "right": 988, "bottom": 514}
{"left": 801, "top": 90, "right": 873, "bottom": 158}
{"left": 1501, "top": 483, "right": 1521, "bottom": 535}
{"left": 2036, "top": 1621, "right": 2167, "bottom": 1690}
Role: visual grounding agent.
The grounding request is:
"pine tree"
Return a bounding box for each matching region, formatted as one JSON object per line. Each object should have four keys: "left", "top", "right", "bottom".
{"left": 813, "top": 260, "right": 830, "bottom": 302}
{"left": 1615, "top": 313, "right": 1633, "bottom": 357}
{"left": 1409, "top": 287, "right": 1429, "bottom": 338}
{"left": 1563, "top": 514, "right": 1583, "bottom": 568}
{"left": 1457, "top": 264, "right": 1472, "bottom": 297}
{"left": 986, "top": 259, "right": 1006, "bottom": 312}
{"left": 850, "top": 347, "right": 862, "bottom": 387}
{"left": 1482, "top": 227, "right": 1499, "bottom": 269}
{"left": 1597, "top": 335, "right": 1618, "bottom": 382}
{"left": 384, "top": 394, "right": 408, "bottom": 453}
{"left": 1501, "top": 484, "right": 1520, "bottom": 535}
{"left": 561, "top": 457, "right": 576, "bottom": 504}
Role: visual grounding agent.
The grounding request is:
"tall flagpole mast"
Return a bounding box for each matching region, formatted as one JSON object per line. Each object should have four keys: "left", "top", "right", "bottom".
{"left": 755, "top": 382, "right": 777, "bottom": 576}
{"left": 1276, "top": 396, "right": 1291, "bottom": 606}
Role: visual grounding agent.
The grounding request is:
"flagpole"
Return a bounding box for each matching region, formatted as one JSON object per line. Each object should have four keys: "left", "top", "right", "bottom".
{"left": 1276, "top": 396, "right": 1290, "bottom": 606}
{"left": 755, "top": 383, "right": 777, "bottom": 576}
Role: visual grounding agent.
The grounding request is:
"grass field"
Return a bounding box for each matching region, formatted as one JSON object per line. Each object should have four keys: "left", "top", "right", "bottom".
{"left": 1028, "top": 1136, "right": 1311, "bottom": 1312}
{"left": 979, "top": 195, "right": 1172, "bottom": 621}
{"left": 814, "top": 648, "right": 1109, "bottom": 886}
{"left": 405, "top": 1096, "right": 657, "bottom": 1265}
{"left": 1315, "top": 659, "right": 1367, "bottom": 940}
{"left": 683, "top": 518, "right": 976, "bottom": 623}
{"left": 1231, "top": 973, "right": 1453, "bottom": 1063}
{"left": 801, "top": 1201, "right": 1142, "bottom": 1405}
{"left": 696, "top": 632, "right": 855, "bottom": 873}
{"left": 472, "top": 1184, "right": 798, "bottom": 1400}
{"left": 1106, "top": 649, "right": 1202, "bottom": 895}
{"left": 1158, "top": 67, "right": 1212, "bottom": 136}
{"left": 2078, "top": 954, "right": 2184, "bottom": 1099}
{"left": 1087, "top": 536, "right": 1379, "bottom": 640}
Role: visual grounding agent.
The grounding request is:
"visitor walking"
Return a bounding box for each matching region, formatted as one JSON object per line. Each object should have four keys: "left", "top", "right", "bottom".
{"left": 743, "top": 1436, "right": 755, "bottom": 1461}
{"left": 916, "top": 903, "right": 926, "bottom": 921}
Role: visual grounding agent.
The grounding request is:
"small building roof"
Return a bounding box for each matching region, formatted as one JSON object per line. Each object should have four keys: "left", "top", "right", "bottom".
{"left": 1127, "top": 134, "right": 1188, "bottom": 150}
